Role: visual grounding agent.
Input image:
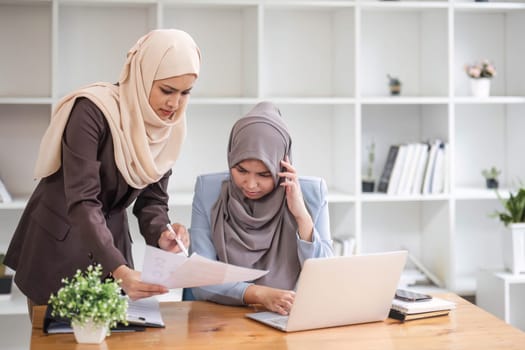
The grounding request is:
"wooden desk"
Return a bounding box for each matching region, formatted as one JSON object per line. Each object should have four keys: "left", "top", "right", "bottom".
{"left": 31, "top": 294, "right": 525, "bottom": 349}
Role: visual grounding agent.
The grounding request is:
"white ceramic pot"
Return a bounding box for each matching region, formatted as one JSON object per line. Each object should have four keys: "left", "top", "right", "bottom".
{"left": 470, "top": 78, "right": 491, "bottom": 98}
{"left": 502, "top": 223, "right": 525, "bottom": 274}
{"left": 71, "top": 319, "right": 108, "bottom": 344}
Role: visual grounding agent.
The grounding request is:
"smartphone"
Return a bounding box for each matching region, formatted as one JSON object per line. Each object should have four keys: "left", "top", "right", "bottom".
{"left": 395, "top": 289, "right": 432, "bottom": 302}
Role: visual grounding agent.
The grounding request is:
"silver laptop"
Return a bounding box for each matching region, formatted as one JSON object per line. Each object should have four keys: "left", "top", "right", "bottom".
{"left": 246, "top": 250, "right": 407, "bottom": 332}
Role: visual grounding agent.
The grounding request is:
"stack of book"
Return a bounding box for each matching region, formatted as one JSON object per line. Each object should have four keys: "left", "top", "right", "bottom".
{"left": 389, "top": 296, "right": 456, "bottom": 321}
{"left": 377, "top": 140, "right": 448, "bottom": 196}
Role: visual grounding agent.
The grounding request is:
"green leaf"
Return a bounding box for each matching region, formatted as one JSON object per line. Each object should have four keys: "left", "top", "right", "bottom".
{"left": 48, "top": 264, "right": 128, "bottom": 331}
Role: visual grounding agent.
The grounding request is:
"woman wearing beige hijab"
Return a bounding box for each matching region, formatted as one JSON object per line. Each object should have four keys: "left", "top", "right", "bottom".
{"left": 4, "top": 29, "right": 201, "bottom": 315}
{"left": 188, "top": 102, "right": 333, "bottom": 315}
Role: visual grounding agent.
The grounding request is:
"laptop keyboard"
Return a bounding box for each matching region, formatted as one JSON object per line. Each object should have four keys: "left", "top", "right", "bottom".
{"left": 268, "top": 316, "right": 289, "bottom": 328}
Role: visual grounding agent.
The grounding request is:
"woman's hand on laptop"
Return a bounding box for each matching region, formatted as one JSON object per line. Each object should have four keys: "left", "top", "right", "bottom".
{"left": 244, "top": 285, "right": 295, "bottom": 316}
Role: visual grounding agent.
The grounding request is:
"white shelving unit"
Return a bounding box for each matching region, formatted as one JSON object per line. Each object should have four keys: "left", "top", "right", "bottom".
{"left": 1, "top": 0, "right": 524, "bottom": 318}
{"left": 477, "top": 269, "right": 525, "bottom": 332}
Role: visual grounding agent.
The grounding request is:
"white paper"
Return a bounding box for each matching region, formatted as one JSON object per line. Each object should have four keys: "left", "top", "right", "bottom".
{"left": 141, "top": 245, "right": 268, "bottom": 289}
{"left": 126, "top": 296, "right": 164, "bottom": 327}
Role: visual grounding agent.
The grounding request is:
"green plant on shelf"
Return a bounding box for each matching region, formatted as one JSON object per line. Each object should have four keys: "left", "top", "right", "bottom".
{"left": 364, "top": 141, "right": 375, "bottom": 181}
{"left": 387, "top": 74, "right": 401, "bottom": 95}
{"left": 494, "top": 188, "right": 525, "bottom": 227}
{"left": 482, "top": 166, "right": 501, "bottom": 189}
{"left": 482, "top": 166, "right": 501, "bottom": 180}
{"left": 362, "top": 141, "right": 376, "bottom": 193}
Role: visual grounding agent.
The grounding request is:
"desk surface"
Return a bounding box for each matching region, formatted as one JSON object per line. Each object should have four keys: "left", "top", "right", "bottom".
{"left": 31, "top": 293, "right": 525, "bottom": 349}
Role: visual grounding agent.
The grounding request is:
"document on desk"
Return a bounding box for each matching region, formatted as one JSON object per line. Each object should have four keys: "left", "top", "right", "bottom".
{"left": 127, "top": 296, "right": 165, "bottom": 327}
{"left": 141, "top": 245, "right": 268, "bottom": 288}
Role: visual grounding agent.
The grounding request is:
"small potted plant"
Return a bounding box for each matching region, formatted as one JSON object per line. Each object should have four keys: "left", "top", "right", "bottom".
{"left": 465, "top": 59, "right": 496, "bottom": 97}
{"left": 387, "top": 74, "right": 402, "bottom": 96}
{"left": 0, "top": 253, "right": 13, "bottom": 295}
{"left": 493, "top": 188, "right": 525, "bottom": 274}
{"left": 482, "top": 166, "right": 501, "bottom": 189}
{"left": 362, "top": 141, "right": 376, "bottom": 193}
{"left": 48, "top": 264, "right": 128, "bottom": 344}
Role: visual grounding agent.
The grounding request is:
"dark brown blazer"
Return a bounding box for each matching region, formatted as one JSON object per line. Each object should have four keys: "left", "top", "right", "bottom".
{"left": 5, "top": 98, "right": 172, "bottom": 305}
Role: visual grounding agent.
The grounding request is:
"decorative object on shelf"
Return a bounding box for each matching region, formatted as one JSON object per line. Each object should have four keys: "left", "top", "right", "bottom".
{"left": 362, "top": 141, "right": 376, "bottom": 192}
{"left": 0, "top": 253, "right": 13, "bottom": 296}
{"left": 48, "top": 264, "right": 128, "bottom": 344}
{"left": 482, "top": 166, "right": 501, "bottom": 189}
{"left": 387, "top": 74, "right": 402, "bottom": 96}
{"left": 465, "top": 59, "right": 496, "bottom": 97}
{"left": 493, "top": 188, "right": 525, "bottom": 274}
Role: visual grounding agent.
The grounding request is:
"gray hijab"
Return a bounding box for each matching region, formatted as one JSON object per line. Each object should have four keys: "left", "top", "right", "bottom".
{"left": 210, "top": 101, "right": 301, "bottom": 290}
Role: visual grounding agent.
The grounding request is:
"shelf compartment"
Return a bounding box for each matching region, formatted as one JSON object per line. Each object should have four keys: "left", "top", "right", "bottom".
{"left": 163, "top": 4, "right": 258, "bottom": 98}
{"left": 57, "top": 2, "right": 157, "bottom": 97}
{"left": 360, "top": 7, "right": 448, "bottom": 98}
{"left": 454, "top": 9, "right": 525, "bottom": 98}
{"left": 0, "top": 105, "right": 50, "bottom": 198}
{"left": 262, "top": 6, "right": 355, "bottom": 97}
{"left": 280, "top": 104, "right": 356, "bottom": 194}
{"left": 171, "top": 104, "right": 244, "bottom": 193}
{"left": 454, "top": 200, "right": 504, "bottom": 289}
{"left": 0, "top": 2, "right": 52, "bottom": 98}
{"left": 454, "top": 103, "right": 525, "bottom": 190}
{"left": 362, "top": 104, "right": 449, "bottom": 195}
{"left": 361, "top": 200, "right": 450, "bottom": 286}
{"left": 174, "top": 103, "right": 356, "bottom": 195}
{"left": 328, "top": 202, "right": 356, "bottom": 247}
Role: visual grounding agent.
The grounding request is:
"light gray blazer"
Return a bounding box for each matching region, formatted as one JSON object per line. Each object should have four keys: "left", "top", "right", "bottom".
{"left": 188, "top": 171, "right": 334, "bottom": 305}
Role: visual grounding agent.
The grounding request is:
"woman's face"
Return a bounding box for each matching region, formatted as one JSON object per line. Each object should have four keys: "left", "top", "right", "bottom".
{"left": 231, "top": 159, "right": 275, "bottom": 200}
{"left": 149, "top": 74, "right": 196, "bottom": 120}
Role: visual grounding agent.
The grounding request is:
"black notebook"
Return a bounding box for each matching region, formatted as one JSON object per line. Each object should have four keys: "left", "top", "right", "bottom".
{"left": 388, "top": 308, "right": 450, "bottom": 321}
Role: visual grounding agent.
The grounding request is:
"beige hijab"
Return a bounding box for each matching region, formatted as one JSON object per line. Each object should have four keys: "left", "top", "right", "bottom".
{"left": 211, "top": 102, "right": 301, "bottom": 290}
{"left": 34, "top": 29, "right": 201, "bottom": 189}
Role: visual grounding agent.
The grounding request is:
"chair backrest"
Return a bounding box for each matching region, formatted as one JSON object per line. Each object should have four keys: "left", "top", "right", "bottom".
{"left": 182, "top": 288, "right": 195, "bottom": 301}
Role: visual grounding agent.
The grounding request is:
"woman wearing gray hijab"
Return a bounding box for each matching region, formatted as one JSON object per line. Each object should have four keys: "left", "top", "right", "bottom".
{"left": 188, "top": 101, "right": 333, "bottom": 315}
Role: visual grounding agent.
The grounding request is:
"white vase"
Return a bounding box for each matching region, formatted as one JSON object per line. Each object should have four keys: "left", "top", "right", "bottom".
{"left": 71, "top": 319, "right": 108, "bottom": 344}
{"left": 470, "top": 78, "right": 491, "bottom": 98}
{"left": 502, "top": 223, "right": 525, "bottom": 274}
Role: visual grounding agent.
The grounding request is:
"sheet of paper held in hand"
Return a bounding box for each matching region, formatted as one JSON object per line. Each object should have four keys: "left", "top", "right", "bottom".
{"left": 141, "top": 245, "right": 268, "bottom": 288}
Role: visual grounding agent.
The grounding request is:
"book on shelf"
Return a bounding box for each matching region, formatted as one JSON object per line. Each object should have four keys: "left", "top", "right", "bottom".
{"left": 377, "top": 144, "right": 400, "bottom": 193}
{"left": 380, "top": 140, "right": 450, "bottom": 196}
{"left": 387, "top": 144, "right": 408, "bottom": 195}
{"left": 421, "top": 140, "right": 442, "bottom": 195}
{"left": 391, "top": 296, "right": 456, "bottom": 315}
{"left": 430, "top": 142, "right": 446, "bottom": 194}
{"left": 0, "top": 176, "right": 12, "bottom": 203}
{"left": 397, "top": 143, "right": 418, "bottom": 195}
{"left": 411, "top": 143, "right": 430, "bottom": 195}
{"left": 401, "top": 143, "right": 422, "bottom": 195}
{"left": 388, "top": 308, "right": 450, "bottom": 321}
